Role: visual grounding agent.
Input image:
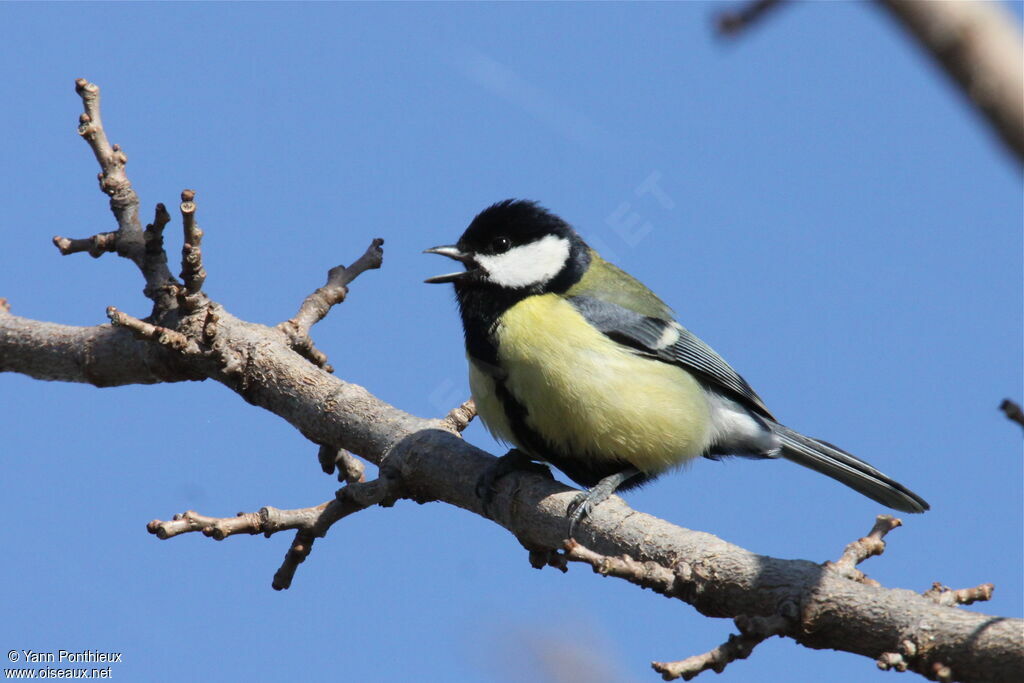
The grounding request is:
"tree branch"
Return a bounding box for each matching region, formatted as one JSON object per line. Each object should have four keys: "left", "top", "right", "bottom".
{"left": 875, "top": 0, "right": 1024, "bottom": 165}
{"left": 178, "top": 189, "right": 206, "bottom": 303}
{"left": 58, "top": 80, "right": 180, "bottom": 313}
{"left": 147, "top": 476, "right": 398, "bottom": 589}
{"left": 714, "top": 2, "right": 1024, "bottom": 165}
{"left": 826, "top": 513, "right": 901, "bottom": 585}
{"left": 278, "top": 238, "right": 384, "bottom": 372}
{"left": 317, "top": 444, "right": 367, "bottom": 483}
{"left": 652, "top": 613, "right": 790, "bottom": 681}
{"left": 0, "top": 304, "right": 198, "bottom": 386}
{"left": 2, "top": 79, "right": 1021, "bottom": 682}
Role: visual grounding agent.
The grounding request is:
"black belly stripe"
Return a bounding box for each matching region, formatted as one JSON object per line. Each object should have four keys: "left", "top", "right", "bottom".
{"left": 492, "top": 376, "right": 652, "bottom": 490}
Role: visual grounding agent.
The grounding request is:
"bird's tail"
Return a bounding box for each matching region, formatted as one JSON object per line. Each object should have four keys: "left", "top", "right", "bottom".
{"left": 772, "top": 424, "right": 929, "bottom": 513}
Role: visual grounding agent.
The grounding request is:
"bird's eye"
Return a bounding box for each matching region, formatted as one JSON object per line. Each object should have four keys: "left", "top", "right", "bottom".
{"left": 491, "top": 236, "right": 512, "bottom": 254}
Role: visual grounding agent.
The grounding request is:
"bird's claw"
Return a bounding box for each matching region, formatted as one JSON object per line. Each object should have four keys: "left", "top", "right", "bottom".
{"left": 566, "top": 492, "right": 593, "bottom": 538}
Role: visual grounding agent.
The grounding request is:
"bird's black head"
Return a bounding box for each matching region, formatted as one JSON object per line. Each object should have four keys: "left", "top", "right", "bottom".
{"left": 425, "top": 199, "right": 590, "bottom": 295}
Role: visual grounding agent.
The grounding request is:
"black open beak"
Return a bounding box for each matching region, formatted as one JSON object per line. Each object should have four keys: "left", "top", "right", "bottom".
{"left": 424, "top": 245, "right": 475, "bottom": 284}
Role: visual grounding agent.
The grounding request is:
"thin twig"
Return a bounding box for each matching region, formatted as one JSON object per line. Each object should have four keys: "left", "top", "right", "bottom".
{"left": 922, "top": 582, "right": 995, "bottom": 607}
{"left": 142, "top": 203, "right": 176, "bottom": 310}
{"left": 715, "top": 0, "right": 788, "bottom": 37}
{"left": 148, "top": 478, "right": 394, "bottom": 590}
{"left": 441, "top": 398, "right": 477, "bottom": 433}
{"left": 106, "top": 306, "right": 199, "bottom": 355}
{"left": 54, "top": 80, "right": 178, "bottom": 312}
{"left": 652, "top": 614, "right": 789, "bottom": 681}
{"left": 288, "top": 238, "right": 384, "bottom": 334}
{"left": 827, "top": 514, "right": 901, "bottom": 583}
{"left": 1000, "top": 399, "right": 1024, "bottom": 428}
{"left": 278, "top": 238, "right": 384, "bottom": 370}
{"left": 562, "top": 539, "right": 684, "bottom": 597}
{"left": 52, "top": 232, "right": 118, "bottom": 258}
{"left": 179, "top": 189, "right": 206, "bottom": 300}
{"left": 317, "top": 444, "right": 366, "bottom": 483}
{"left": 70, "top": 78, "right": 143, "bottom": 263}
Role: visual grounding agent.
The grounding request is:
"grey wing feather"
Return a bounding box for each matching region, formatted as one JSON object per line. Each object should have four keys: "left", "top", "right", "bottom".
{"left": 568, "top": 296, "right": 773, "bottom": 418}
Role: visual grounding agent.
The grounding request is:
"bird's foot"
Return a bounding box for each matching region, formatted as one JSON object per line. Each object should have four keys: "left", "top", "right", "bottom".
{"left": 566, "top": 467, "right": 642, "bottom": 538}
{"left": 475, "top": 449, "right": 550, "bottom": 518}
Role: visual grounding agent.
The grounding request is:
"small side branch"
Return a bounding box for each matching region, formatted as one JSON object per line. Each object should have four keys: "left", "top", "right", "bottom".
{"left": 441, "top": 399, "right": 477, "bottom": 434}
{"left": 69, "top": 78, "right": 143, "bottom": 263}
{"left": 999, "top": 399, "right": 1024, "bottom": 428}
{"left": 317, "top": 444, "right": 366, "bottom": 483}
{"left": 55, "top": 79, "right": 178, "bottom": 311}
{"left": 178, "top": 189, "right": 206, "bottom": 305}
{"left": 148, "top": 477, "right": 396, "bottom": 590}
{"left": 107, "top": 306, "right": 200, "bottom": 355}
{"left": 652, "top": 614, "right": 789, "bottom": 681}
{"left": 146, "top": 506, "right": 319, "bottom": 541}
{"left": 922, "top": 582, "right": 995, "bottom": 607}
{"left": 278, "top": 238, "right": 384, "bottom": 371}
{"left": 562, "top": 539, "right": 683, "bottom": 598}
{"left": 827, "top": 514, "right": 901, "bottom": 584}
{"left": 52, "top": 232, "right": 118, "bottom": 258}
{"left": 142, "top": 203, "right": 176, "bottom": 310}
{"left": 562, "top": 539, "right": 791, "bottom": 680}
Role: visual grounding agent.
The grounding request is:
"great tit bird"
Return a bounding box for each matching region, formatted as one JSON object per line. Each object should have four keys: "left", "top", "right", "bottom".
{"left": 426, "top": 200, "right": 929, "bottom": 532}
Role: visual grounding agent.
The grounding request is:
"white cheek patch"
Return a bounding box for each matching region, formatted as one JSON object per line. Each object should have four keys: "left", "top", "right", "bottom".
{"left": 476, "top": 234, "right": 571, "bottom": 288}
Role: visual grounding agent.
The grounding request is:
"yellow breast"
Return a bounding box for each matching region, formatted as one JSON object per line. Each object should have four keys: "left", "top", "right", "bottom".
{"left": 469, "top": 294, "right": 712, "bottom": 475}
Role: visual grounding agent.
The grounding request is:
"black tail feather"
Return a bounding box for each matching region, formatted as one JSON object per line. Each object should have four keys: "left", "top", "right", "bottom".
{"left": 772, "top": 424, "right": 929, "bottom": 513}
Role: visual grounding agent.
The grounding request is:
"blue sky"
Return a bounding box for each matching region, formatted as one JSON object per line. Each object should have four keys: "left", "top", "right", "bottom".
{"left": 1, "top": 3, "right": 1021, "bottom": 682}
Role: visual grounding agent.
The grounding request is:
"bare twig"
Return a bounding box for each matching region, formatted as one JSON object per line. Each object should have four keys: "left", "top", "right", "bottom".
{"left": 53, "top": 80, "right": 179, "bottom": 312}
{"left": 52, "top": 231, "right": 118, "bottom": 258}
{"left": 715, "top": 0, "right": 788, "bottom": 37}
{"left": 441, "top": 398, "right": 477, "bottom": 433}
{"left": 64, "top": 79, "right": 143, "bottom": 265}
{"left": 317, "top": 444, "right": 366, "bottom": 483}
{"left": 652, "top": 614, "right": 789, "bottom": 681}
{"left": 922, "top": 582, "right": 995, "bottom": 607}
{"left": 288, "top": 238, "right": 384, "bottom": 332}
{"left": 562, "top": 539, "right": 685, "bottom": 597}
{"left": 178, "top": 189, "right": 206, "bottom": 301}
{"left": 1000, "top": 399, "right": 1024, "bottom": 428}
{"left": 142, "top": 203, "right": 176, "bottom": 309}
{"left": 827, "top": 514, "right": 901, "bottom": 583}
{"left": 278, "top": 238, "right": 384, "bottom": 371}
{"left": 106, "top": 306, "right": 199, "bottom": 355}
{"left": 564, "top": 539, "right": 792, "bottom": 680}
{"left": 148, "top": 477, "right": 394, "bottom": 590}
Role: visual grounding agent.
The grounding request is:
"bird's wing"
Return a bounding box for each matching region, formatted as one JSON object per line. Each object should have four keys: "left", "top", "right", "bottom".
{"left": 567, "top": 295, "right": 774, "bottom": 419}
